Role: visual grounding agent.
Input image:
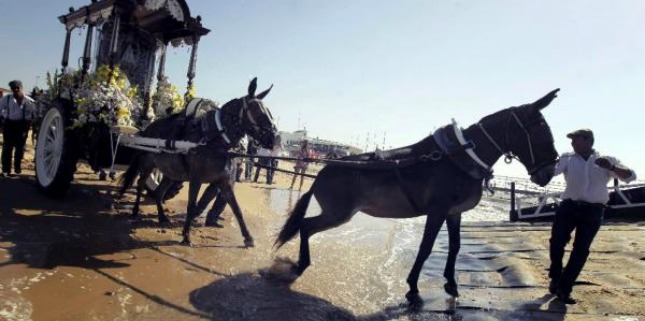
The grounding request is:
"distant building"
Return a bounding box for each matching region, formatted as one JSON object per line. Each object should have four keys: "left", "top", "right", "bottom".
{"left": 278, "top": 130, "right": 362, "bottom": 158}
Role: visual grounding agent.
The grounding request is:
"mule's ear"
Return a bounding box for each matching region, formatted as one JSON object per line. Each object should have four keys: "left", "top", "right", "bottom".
{"left": 532, "top": 88, "right": 560, "bottom": 110}
{"left": 256, "top": 84, "right": 273, "bottom": 100}
{"left": 248, "top": 77, "right": 258, "bottom": 97}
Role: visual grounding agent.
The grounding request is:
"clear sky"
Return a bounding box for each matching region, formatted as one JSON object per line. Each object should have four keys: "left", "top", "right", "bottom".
{"left": 1, "top": 0, "right": 644, "bottom": 178}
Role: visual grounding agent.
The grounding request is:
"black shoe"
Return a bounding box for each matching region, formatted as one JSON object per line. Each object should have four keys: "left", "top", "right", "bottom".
{"left": 0, "top": 173, "right": 6, "bottom": 178}
{"left": 548, "top": 280, "right": 558, "bottom": 294}
{"left": 556, "top": 291, "right": 577, "bottom": 304}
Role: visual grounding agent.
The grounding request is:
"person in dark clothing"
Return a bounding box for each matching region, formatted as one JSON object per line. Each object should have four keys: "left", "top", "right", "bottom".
{"left": 548, "top": 128, "right": 636, "bottom": 304}
{"left": 0, "top": 80, "right": 37, "bottom": 177}
{"left": 245, "top": 138, "right": 258, "bottom": 182}
{"left": 204, "top": 157, "right": 241, "bottom": 227}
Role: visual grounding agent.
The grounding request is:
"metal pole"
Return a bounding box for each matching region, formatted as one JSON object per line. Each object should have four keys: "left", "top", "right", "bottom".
{"left": 509, "top": 182, "right": 518, "bottom": 222}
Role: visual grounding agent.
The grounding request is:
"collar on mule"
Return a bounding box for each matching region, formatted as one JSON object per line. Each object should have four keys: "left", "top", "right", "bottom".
{"left": 433, "top": 121, "right": 493, "bottom": 180}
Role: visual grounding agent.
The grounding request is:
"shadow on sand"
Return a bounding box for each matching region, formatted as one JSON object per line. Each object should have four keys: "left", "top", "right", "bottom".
{"left": 189, "top": 267, "right": 570, "bottom": 321}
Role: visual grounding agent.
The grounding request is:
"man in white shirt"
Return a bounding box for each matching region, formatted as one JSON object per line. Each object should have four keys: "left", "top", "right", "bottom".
{"left": 0, "top": 80, "right": 37, "bottom": 177}
{"left": 548, "top": 128, "right": 636, "bottom": 304}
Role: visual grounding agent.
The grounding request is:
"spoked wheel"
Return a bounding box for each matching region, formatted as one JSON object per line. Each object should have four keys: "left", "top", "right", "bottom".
{"left": 145, "top": 169, "right": 184, "bottom": 201}
{"left": 35, "top": 105, "right": 78, "bottom": 197}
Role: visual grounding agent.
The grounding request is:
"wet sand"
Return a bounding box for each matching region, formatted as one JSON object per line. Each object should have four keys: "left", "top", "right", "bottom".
{"left": 1, "top": 142, "right": 644, "bottom": 321}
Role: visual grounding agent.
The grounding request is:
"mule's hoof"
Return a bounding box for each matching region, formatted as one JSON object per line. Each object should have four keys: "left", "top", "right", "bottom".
{"left": 405, "top": 291, "right": 423, "bottom": 307}
{"left": 205, "top": 221, "right": 224, "bottom": 228}
{"left": 244, "top": 238, "right": 255, "bottom": 248}
{"left": 128, "top": 213, "right": 141, "bottom": 220}
{"left": 444, "top": 283, "right": 459, "bottom": 297}
{"left": 158, "top": 218, "right": 171, "bottom": 225}
{"left": 291, "top": 264, "right": 307, "bottom": 276}
{"left": 263, "top": 258, "right": 300, "bottom": 283}
{"left": 180, "top": 238, "right": 192, "bottom": 247}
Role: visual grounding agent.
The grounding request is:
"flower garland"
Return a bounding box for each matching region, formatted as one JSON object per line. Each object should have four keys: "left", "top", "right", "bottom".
{"left": 185, "top": 83, "right": 196, "bottom": 102}
{"left": 44, "top": 65, "right": 144, "bottom": 128}
{"left": 151, "top": 75, "right": 185, "bottom": 118}
{"left": 43, "top": 65, "right": 192, "bottom": 127}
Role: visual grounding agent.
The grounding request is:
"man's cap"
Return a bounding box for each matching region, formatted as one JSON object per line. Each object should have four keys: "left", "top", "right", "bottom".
{"left": 8, "top": 80, "right": 22, "bottom": 89}
{"left": 566, "top": 128, "right": 594, "bottom": 140}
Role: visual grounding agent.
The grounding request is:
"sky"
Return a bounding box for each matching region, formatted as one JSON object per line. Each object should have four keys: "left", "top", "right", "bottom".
{"left": 1, "top": 0, "right": 644, "bottom": 179}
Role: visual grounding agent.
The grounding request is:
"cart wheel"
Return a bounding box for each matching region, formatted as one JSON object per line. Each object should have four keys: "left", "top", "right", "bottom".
{"left": 145, "top": 169, "right": 184, "bottom": 201}
{"left": 35, "top": 104, "right": 78, "bottom": 197}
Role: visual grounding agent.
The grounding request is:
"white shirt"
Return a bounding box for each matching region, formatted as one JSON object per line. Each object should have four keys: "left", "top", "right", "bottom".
{"left": 554, "top": 151, "right": 636, "bottom": 204}
{"left": 271, "top": 141, "right": 287, "bottom": 157}
{"left": 257, "top": 148, "right": 271, "bottom": 157}
{"left": 0, "top": 94, "right": 36, "bottom": 121}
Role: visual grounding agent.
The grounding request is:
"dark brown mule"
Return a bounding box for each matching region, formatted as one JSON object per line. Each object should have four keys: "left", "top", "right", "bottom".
{"left": 119, "top": 78, "right": 277, "bottom": 246}
{"left": 275, "top": 89, "right": 561, "bottom": 305}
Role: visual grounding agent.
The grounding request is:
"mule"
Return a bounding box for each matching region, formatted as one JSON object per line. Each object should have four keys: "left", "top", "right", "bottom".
{"left": 274, "top": 89, "right": 561, "bottom": 305}
{"left": 119, "top": 78, "right": 277, "bottom": 246}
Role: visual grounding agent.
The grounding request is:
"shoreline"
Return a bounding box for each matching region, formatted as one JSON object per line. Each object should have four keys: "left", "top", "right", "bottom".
{"left": 1, "top": 138, "right": 644, "bottom": 320}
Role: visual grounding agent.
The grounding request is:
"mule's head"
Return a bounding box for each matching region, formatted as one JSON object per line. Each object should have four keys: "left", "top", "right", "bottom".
{"left": 506, "top": 89, "right": 560, "bottom": 186}
{"left": 240, "top": 78, "right": 277, "bottom": 149}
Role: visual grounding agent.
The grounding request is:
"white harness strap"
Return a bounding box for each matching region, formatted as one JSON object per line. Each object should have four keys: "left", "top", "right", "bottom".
{"left": 244, "top": 98, "right": 258, "bottom": 126}
{"left": 510, "top": 111, "right": 535, "bottom": 165}
{"left": 452, "top": 119, "right": 491, "bottom": 171}
{"left": 477, "top": 123, "right": 505, "bottom": 155}
{"left": 214, "top": 109, "right": 231, "bottom": 144}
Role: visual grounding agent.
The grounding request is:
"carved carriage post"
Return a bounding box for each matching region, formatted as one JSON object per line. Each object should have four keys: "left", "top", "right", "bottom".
{"left": 185, "top": 34, "right": 200, "bottom": 102}
{"left": 81, "top": 10, "right": 95, "bottom": 81}
{"left": 142, "top": 42, "right": 167, "bottom": 119}
{"left": 107, "top": 9, "right": 121, "bottom": 68}
{"left": 61, "top": 28, "right": 72, "bottom": 73}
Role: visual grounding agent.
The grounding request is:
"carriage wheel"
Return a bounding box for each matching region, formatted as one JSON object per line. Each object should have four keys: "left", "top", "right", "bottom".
{"left": 35, "top": 105, "right": 78, "bottom": 197}
{"left": 145, "top": 169, "right": 184, "bottom": 201}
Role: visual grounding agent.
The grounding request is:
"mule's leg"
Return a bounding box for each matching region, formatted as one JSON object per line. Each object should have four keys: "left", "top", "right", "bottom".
{"left": 181, "top": 180, "right": 202, "bottom": 246}
{"left": 153, "top": 177, "right": 175, "bottom": 224}
{"left": 218, "top": 182, "right": 254, "bottom": 247}
{"left": 443, "top": 213, "right": 462, "bottom": 297}
{"left": 205, "top": 192, "right": 227, "bottom": 227}
{"left": 295, "top": 211, "right": 352, "bottom": 275}
{"left": 405, "top": 213, "right": 446, "bottom": 306}
{"left": 130, "top": 168, "right": 152, "bottom": 219}
{"left": 194, "top": 183, "right": 223, "bottom": 227}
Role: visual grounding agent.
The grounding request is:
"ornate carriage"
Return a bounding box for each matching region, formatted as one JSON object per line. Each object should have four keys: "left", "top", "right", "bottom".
{"left": 35, "top": 0, "right": 209, "bottom": 197}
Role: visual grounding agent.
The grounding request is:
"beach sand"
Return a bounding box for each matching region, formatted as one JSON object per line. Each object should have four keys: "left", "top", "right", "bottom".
{"left": 1, "top": 139, "right": 644, "bottom": 321}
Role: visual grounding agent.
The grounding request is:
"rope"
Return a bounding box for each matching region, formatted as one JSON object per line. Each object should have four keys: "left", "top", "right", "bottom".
{"left": 227, "top": 151, "right": 442, "bottom": 169}
{"left": 252, "top": 162, "right": 318, "bottom": 178}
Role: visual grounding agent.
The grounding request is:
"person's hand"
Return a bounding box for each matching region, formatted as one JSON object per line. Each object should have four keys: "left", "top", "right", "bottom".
{"left": 595, "top": 157, "right": 613, "bottom": 170}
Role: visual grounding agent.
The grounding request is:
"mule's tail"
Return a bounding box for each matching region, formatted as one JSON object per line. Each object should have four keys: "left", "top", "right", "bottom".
{"left": 274, "top": 190, "right": 314, "bottom": 249}
{"left": 118, "top": 153, "right": 142, "bottom": 197}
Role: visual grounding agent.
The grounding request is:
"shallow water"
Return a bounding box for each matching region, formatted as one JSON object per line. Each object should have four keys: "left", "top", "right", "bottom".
{"left": 264, "top": 189, "right": 517, "bottom": 314}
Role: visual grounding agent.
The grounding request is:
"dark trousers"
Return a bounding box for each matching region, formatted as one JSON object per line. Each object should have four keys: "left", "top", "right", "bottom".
{"left": 253, "top": 158, "right": 271, "bottom": 183}
{"left": 244, "top": 157, "right": 255, "bottom": 180}
{"left": 2, "top": 119, "right": 30, "bottom": 174}
{"left": 267, "top": 160, "right": 278, "bottom": 184}
{"left": 549, "top": 200, "right": 604, "bottom": 295}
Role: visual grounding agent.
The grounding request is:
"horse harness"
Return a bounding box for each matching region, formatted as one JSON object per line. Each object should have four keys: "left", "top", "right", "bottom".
{"left": 165, "top": 97, "right": 254, "bottom": 150}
